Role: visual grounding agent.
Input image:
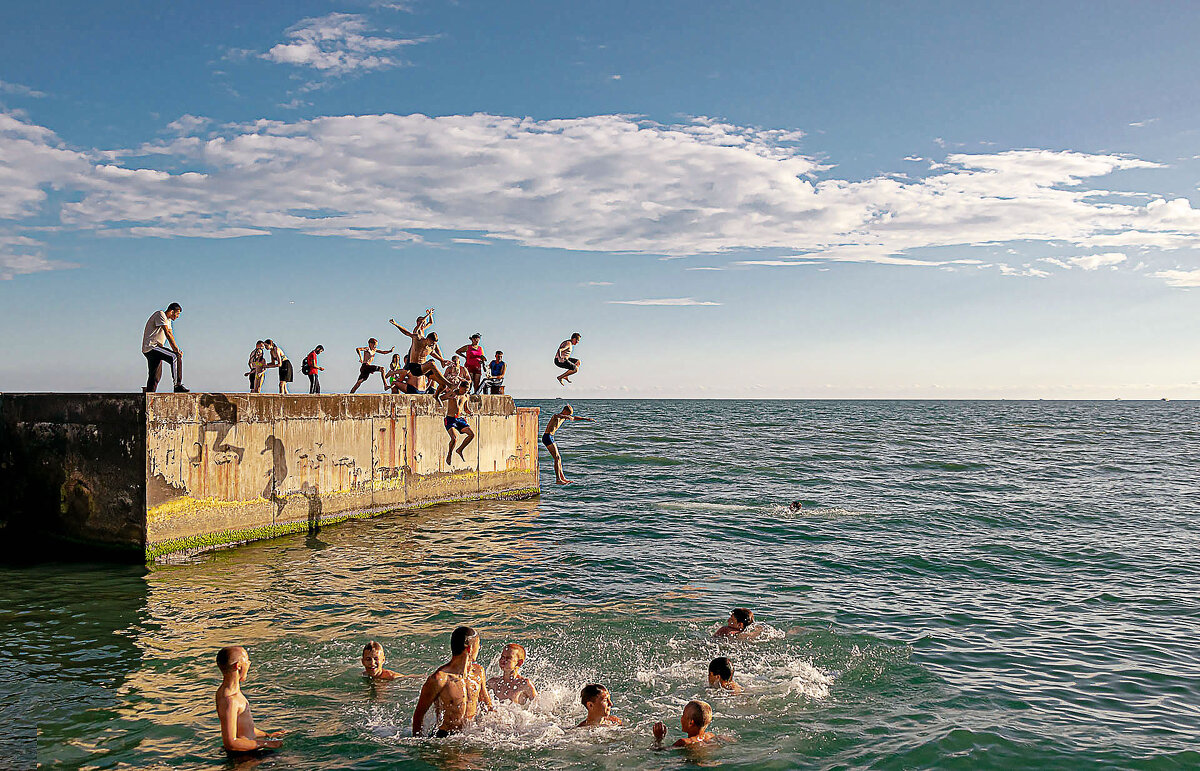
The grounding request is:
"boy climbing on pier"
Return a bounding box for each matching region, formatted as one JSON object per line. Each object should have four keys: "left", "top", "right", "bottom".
{"left": 215, "top": 646, "right": 285, "bottom": 753}
{"left": 542, "top": 404, "right": 594, "bottom": 485}
{"left": 442, "top": 380, "right": 475, "bottom": 465}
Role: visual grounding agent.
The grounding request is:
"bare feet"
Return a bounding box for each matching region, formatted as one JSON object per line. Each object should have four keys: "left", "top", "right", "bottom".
{"left": 456, "top": 447, "right": 466, "bottom": 460}
{"left": 446, "top": 451, "right": 454, "bottom": 464}
{"left": 555, "top": 478, "right": 572, "bottom": 485}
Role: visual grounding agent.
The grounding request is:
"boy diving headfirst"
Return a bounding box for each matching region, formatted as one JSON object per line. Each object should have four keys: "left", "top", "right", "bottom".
{"left": 542, "top": 404, "right": 594, "bottom": 485}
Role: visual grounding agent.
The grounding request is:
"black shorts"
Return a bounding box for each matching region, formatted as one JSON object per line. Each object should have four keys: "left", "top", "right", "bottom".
{"left": 405, "top": 384, "right": 421, "bottom": 394}
{"left": 405, "top": 362, "right": 424, "bottom": 376}
{"left": 554, "top": 357, "right": 579, "bottom": 370}
{"left": 279, "top": 360, "right": 293, "bottom": 382}
{"left": 359, "top": 364, "right": 383, "bottom": 379}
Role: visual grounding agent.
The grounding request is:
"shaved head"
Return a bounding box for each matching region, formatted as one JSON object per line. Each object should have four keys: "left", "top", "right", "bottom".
{"left": 216, "top": 646, "right": 246, "bottom": 673}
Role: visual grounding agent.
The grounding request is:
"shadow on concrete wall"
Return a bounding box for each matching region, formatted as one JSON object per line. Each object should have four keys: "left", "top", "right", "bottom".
{"left": 261, "top": 435, "right": 287, "bottom": 521}
{"left": 196, "top": 394, "right": 245, "bottom": 464}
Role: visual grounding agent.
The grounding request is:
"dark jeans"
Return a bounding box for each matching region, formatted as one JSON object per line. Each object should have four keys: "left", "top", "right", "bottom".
{"left": 308, "top": 372, "right": 320, "bottom": 394}
{"left": 144, "top": 347, "right": 182, "bottom": 391}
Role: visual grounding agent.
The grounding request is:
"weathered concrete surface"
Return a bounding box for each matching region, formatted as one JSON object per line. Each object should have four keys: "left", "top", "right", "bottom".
{"left": 0, "top": 393, "right": 538, "bottom": 560}
{"left": 0, "top": 393, "right": 147, "bottom": 555}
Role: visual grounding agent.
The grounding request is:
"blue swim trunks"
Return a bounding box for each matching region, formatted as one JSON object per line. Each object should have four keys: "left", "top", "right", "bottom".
{"left": 444, "top": 416, "right": 469, "bottom": 432}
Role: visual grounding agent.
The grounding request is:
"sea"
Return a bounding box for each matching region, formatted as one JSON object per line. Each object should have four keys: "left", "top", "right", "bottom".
{"left": 3, "top": 399, "right": 1199, "bottom": 770}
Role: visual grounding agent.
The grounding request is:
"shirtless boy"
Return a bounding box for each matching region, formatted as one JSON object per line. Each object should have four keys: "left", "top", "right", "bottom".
{"left": 351, "top": 338, "right": 394, "bottom": 394}
{"left": 542, "top": 404, "right": 594, "bottom": 485}
{"left": 576, "top": 684, "right": 622, "bottom": 727}
{"left": 215, "top": 646, "right": 284, "bottom": 753}
{"left": 442, "top": 381, "right": 475, "bottom": 464}
{"left": 707, "top": 657, "right": 742, "bottom": 693}
{"left": 652, "top": 700, "right": 729, "bottom": 748}
{"left": 412, "top": 626, "right": 494, "bottom": 737}
{"left": 714, "top": 608, "right": 761, "bottom": 640}
{"left": 486, "top": 643, "right": 537, "bottom": 705}
{"left": 362, "top": 641, "right": 400, "bottom": 681}
{"left": 389, "top": 318, "right": 453, "bottom": 397}
{"left": 555, "top": 332, "right": 582, "bottom": 384}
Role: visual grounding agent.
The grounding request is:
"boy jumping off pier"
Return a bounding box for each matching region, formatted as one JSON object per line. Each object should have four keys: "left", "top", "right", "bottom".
{"left": 442, "top": 380, "right": 475, "bottom": 465}
{"left": 542, "top": 404, "right": 594, "bottom": 485}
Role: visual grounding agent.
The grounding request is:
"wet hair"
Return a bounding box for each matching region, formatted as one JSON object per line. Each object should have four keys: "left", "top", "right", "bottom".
{"left": 450, "top": 626, "right": 478, "bottom": 655}
{"left": 216, "top": 646, "right": 245, "bottom": 673}
{"left": 167, "top": 302, "right": 182, "bottom": 312}
{"left": 315, "top": 345, "right": 324, "bottom": 353}
{"left": 504, "top": 643, "right": 526, "bottom": 665}
{"left": 790, "top": 500, "right": 803, "bottom": 511}
{"left": 580, "top": 683, "right": 607, "bottom": 707}
{"left": 731, "top": 608, "right": 754, "bottom": 628}
{"left": 708, "top": 656, "right": 734, "bottom": 682}
{"left": 683, "top": 700, "right": 712, "bottom": 729}
{"left": 368, "top": 338, "right": 378, "bottom": 345}
{"left": 363, "top": 641, "right": 383, "bottom": 655}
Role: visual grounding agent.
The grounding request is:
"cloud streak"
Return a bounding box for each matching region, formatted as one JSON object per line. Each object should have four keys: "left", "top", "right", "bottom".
{"left": 607, "top": 297, "right": 721, "bottom": 306}
{"left": 263, "top": 13, "right": 433, "bottom": 74}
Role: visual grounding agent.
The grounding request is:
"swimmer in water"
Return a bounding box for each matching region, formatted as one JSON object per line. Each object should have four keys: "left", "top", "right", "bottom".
{"left": 652, "top": 699, "right": 731, "bottom": 748}
{"left": 575, "top": 683, "right": 622, "bottom": 727}
{"left": 707, "top": 657, "right": 742, "bottom": 694}
{"left": 412, "top": 626, "right": 493, "bottom": 737}
{"left": 714, "top": 607, "right": 762, "bottom": 640}
{"left": 486, "top": 643, "right": 537, "bottom": 705}
{"left": 789, "top": 500, "right": 803, "bottom": 511}
{"left": 214, "top": 646, "right": 285, "bottom": 753}
{"left": 542, "top": 404, "right": 594, "bottom": 485}
{"left": 362, "top": 641, "right": 400, "bottom": 680}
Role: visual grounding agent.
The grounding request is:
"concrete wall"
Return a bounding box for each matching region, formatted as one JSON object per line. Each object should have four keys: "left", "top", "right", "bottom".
{"left": 0, "top": 393, "right": 539, "bottom": 560}
{"left": 0, "top": 393, "right": 147, "bottom": 556}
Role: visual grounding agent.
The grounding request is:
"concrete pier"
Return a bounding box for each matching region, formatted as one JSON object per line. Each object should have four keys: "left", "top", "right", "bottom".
{"left": 0, "top": 393, "right": 539, "bottom": 560}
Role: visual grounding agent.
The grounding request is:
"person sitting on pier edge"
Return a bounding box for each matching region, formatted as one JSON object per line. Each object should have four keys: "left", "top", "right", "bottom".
{"left": 485, "top": 351, "right": 506, "bottom": 394}
{"left": 142, "top": 302, "right": 188, "bottom": 393}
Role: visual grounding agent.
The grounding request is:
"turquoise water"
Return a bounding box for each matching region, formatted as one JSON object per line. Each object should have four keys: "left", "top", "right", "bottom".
{"left": 4, "top": 400, "right": 1200, "bottom": 769}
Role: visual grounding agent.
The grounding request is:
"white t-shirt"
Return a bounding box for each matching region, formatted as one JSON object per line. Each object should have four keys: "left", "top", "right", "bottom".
{"left": 142, "top": 311, "right": 171, "bottom": 353}
{"left": 556, "top": 340, "right": 573, "bottom": 362}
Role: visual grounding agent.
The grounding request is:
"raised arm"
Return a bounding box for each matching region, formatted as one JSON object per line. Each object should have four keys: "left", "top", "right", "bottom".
{"left": 412, "top": 673, "right": 442, "bottom": 736}
{"left": 389, "top": 319, "right": 417, "bottom": 339}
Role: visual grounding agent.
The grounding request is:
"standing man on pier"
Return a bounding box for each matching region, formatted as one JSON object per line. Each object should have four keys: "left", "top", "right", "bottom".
{"left": 142, "top": 303, "right": 188, "bottom": 393}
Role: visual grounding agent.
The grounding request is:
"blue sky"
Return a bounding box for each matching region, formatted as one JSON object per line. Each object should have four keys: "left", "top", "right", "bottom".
{"left": 2, "top": 1, "right": 1199, "bottom": 397}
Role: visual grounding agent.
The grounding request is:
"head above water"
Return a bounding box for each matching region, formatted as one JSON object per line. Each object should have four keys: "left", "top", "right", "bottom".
{"left": 498, "top": 642, "right": 526, "bottom": 670}
{"left": 580, "top": 683, "right": 609, "bottom": 709}
{"left": 731, "top": 607, "right": 754, "bottom": 630}
{"left": 790, "top": 500, "right": 803, "bottom": 511}
{"left": 216, "top": 645, "right": 247, "bottom": 674}
{"left": 708, "top": 656, "right": 734, "bottom": 682}
{"left": 450, "top": 626, "right": 478, "bottom": 655}
{"left": 682, "top": 700, "right": 712, "bottom": 731}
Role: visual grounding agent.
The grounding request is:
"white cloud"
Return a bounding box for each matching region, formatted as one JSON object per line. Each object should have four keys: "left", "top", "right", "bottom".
{"left": 1068, "top": 252, "right": 1126, "bottom": 270}
{"left": 450, "top": 237, "right": 491, "bottom": 245}
{"left": 165, "top": 114, "right": 211, "bottom": 135}
{"left": 607, "top": 297, "right": 720, "bottom": 306}
{"left": 580, "top": 281, "right": 613, "bottom": 286}
{"left": 1129, "top": 118, "right": 1158, "bottom": 128}
{"left": 0, "top": 80, "right": 46, "bottom": 98}
{"left": 998, "top": 264, "right": 1051, "bottom": 278}
{"left": 3, "top": 109, "right": 1200, "bottom": 282}
{"left": 263, "top": 13, "right": 432, "bottom": 74}
{"left": 685, "top": 266, "right": 725, "bottom": 271}
{"left": 0, "top": 232, "right": 77, "bottom": 280}
{"left": 1150, "top": 269, "right": 1200, "bottom": 288}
